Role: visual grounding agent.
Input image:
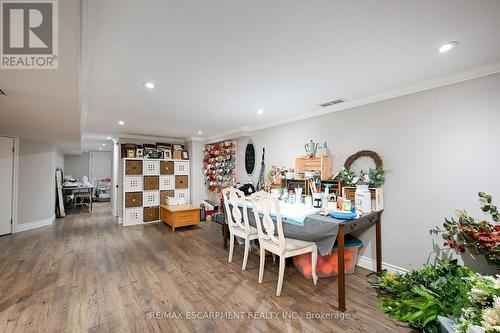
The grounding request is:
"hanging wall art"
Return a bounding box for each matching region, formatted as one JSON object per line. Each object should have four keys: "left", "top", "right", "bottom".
{"left": 203, "top": 140, "right": 237, "bottom": 192}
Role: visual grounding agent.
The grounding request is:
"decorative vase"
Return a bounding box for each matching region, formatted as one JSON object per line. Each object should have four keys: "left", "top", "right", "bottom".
{"left": 355, "top": 184, "right": 371, "bottom": 213}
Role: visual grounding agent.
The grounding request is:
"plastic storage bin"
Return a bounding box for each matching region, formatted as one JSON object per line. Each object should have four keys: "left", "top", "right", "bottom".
{"left": 293, "top": 235, "right": 363, "bottom": 278}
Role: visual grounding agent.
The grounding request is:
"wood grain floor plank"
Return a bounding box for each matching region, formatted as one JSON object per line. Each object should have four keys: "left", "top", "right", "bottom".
{"left": 0, "top": 203, "right": 417, "bottom": 333}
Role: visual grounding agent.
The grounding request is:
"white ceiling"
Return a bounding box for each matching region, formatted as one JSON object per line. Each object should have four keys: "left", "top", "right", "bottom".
{"left": 84, "top": 0, "right": 500, "bottom": 142}
{"left": 2, "top": 1, "right": 500, "bottom": 153}
{"left": 0, "top": 0, "right": 81, "bottom": 153}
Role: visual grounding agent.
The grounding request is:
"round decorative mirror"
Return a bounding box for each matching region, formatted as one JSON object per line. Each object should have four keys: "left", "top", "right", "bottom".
{"left": 245, "top": 141, "right": 256, "bottom": 175}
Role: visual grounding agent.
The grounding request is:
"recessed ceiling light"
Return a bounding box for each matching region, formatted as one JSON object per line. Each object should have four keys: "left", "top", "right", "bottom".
{"left": 257, "top": 109, "right": 264, "bottom": 115}
{"left": 102, "top": 143, "right": 106, "bottom": 146}
{"left": 143, "top": 81, "right": 155, "bottom": 89}
{"left": 99, "top": 147, "right": 103, "bottom": 151}
{"left": 118, "top": 120, "right": 125, "bottom": 126}
{"left": 197, "top": 131, "right": 203, "bottom": 135}
{"left": 439, "top": 41, "right": 459, "bottom": 53}
{"left": 106, "top": 136, "right": 112, "bottom": 140}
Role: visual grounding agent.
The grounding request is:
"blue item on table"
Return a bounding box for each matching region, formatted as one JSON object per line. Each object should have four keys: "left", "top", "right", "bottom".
{"left": 329, "top": 208, "right": 357, "bottom": 220}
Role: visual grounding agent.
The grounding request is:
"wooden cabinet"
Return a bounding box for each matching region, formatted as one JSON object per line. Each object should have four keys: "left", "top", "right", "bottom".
{"left": 160, "top": 204, "right": 200, "bottom": 232}
{"left": 160, "top": 161, "right": 174, "bottom": 175}
{"left": 175, "top": 175, "right": 188, "bottom": 189}
{"left": 125, "top": 192, "right": 143, "bottom": 208}
{"left": 144, "top": 206, "right": 160, "bottom": 222}
{"left": 144, "top": 176, "right": 159, "bottom": 190}
{"left": 294, "top": 156, "right": 332, "bottom": 181}
{"left": 125, "top": 160, "right": 142, "bottom": 175}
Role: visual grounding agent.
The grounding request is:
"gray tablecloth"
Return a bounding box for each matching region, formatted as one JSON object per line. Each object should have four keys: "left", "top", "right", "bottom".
{"left": 229, "top": 205, "right": 379, "bottom": 255}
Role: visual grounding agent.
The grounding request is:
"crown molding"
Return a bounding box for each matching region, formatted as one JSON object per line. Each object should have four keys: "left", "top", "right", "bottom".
{"left": 205, "top": 127, "right": 251, "bottom": 143}
{"left": 185, "top": 136, "right": 205, "bottom": 142}
{"left": 117, "top": 133, "right": 186, "bottom": 143}
{"left": 207, "top": 61, "right": 500, "bottom": 143}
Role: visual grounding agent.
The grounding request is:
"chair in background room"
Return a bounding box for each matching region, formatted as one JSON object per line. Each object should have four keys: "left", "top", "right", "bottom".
{"left": 222, "top": 187, "right": 258, "bottom": 270}
{"left": 250, "top": 191, "right": 318, "bottom": 296}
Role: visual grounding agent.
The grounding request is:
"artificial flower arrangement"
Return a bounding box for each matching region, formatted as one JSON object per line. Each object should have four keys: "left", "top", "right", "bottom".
{"left": 339, "top": 166, "right": 387, "bottom": 187}
{"left": 455, "top": 273, "right": 500, "bottom": 333}
{"left": 371, "top": 192, "right": 500, "bottom": 333}
{"left": 266, "top": 166, "right": 291, "bottom": 185}
{"left": 431, "top": 192, "right": 500, "bottom": 265}
{"left": 371, "top": 260, "right": 500, "bottom": 333}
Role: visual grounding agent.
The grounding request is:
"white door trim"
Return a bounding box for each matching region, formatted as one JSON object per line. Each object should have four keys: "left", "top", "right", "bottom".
{"left": 12, "top": 137, "right": 19, "bottom": 233}
{"left": 0, "top": 135, "right": 18, "bottom": 234}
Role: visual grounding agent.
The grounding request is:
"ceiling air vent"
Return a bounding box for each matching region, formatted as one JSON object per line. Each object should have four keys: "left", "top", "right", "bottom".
{"left": 0, "top": 89, "right": 6, "bottom": 96}
{"left": 319, "top": 99, "right": 344, "bottom": 107}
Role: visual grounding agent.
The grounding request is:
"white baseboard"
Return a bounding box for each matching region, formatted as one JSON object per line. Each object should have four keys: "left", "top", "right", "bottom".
{"left": 15, "top": 215, "right": 55, "bottom": 233}
{"left": 356, "top": 255, "right": 408, "bottom": 274}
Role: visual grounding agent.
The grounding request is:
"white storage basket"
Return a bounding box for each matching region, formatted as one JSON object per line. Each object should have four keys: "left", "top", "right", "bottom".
{"left": 143, "top": 160, "right": 160, "bottom": 175}
{"left": 174, "top": 161, "right": 189, "bottom": 175}
{"left": 124, "top": 208, "right": 143, "bottom": 226}
{"left": 124, "top": 176, "right": 143, "bottom": 192}
{"left": 159, "top": 175, "right": 175, "bottom": 190}
{"left": 143, "top": 191, "right": 159, "bottom": 207}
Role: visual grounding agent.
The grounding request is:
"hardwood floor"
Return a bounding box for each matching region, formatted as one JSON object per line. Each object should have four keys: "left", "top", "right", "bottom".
{"left": 0, "top": 203, "right": 416, "bottom": 333}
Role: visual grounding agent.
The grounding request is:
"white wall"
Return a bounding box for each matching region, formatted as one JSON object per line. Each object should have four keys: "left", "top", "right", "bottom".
{"left": 17, "top": 139, "right": 64, "bottom": 226}
{"left": 89, "top": 151, "right": 112, "bottom": 181}
{"left": 203, "top": 73, "right": 500, "bottom": 271}
{"left": 186, "top": 140, "right": 205, "bottom": 205}
{"left": 64, "top": 152, "right": 90, "bottom": 181}
{"left": 111, "top": 140, "right": 119, "bottom": 216}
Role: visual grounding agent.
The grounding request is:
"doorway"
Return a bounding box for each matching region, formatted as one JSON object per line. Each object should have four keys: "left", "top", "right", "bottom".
{"left": 0, "top": 136, "right": 14, "bottom": 235}
{"left": 90, "top": 151, "right": 112, "bottom": 205}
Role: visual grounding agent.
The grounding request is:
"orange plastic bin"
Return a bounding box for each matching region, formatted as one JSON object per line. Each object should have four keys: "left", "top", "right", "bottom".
{"left": 293, "top": 236, "right": 363, "bottom": 278}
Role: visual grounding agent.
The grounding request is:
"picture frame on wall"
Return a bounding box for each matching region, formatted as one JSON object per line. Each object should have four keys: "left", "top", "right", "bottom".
{"left": 136, "top": 148, "right": 143, "bottom": 158}
{"left": 182, "top": 151, "right": 189, "bottom": 160}
{"left": 173, "top": 144, "right": 184, "bottom": 151}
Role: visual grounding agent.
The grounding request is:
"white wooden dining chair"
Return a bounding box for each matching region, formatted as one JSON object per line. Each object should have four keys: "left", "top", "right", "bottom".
{"left": 222, "top": 187, "right": 259, "bottom": 270}
{"left": 250, "top": 191, "right": 318, "bottom": 296}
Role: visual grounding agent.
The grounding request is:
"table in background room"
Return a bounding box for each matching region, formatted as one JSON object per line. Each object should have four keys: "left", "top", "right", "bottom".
{"left": 62, "top": 184, "right": 95, "bottom": 211}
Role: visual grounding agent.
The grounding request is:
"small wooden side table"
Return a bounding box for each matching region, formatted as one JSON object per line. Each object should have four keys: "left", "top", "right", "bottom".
{"left": 160, "top": 204, "right": 200, "bottom": 232}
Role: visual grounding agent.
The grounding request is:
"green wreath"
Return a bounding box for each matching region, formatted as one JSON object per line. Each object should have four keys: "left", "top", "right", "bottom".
{"left": 339, "top": 150, "right": 387, "bottom": 188}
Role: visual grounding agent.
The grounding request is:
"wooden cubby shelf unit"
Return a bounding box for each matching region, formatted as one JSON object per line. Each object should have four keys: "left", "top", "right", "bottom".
{"left": 122, "top": 158, "right": 190, "bottom": 226}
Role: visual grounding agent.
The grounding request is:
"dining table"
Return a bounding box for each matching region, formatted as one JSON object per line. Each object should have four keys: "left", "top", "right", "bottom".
{"left": 228, "top": 203, "right": 382, "bottom": 312}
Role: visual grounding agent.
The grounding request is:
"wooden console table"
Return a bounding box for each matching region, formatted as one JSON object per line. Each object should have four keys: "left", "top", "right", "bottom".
{"left": 160, "top": 204, "right": 200, "bottom": 232}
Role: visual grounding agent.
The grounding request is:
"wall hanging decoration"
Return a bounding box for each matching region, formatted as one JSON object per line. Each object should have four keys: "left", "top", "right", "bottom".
{"left": 203, "top": 140, "right": 237, "bottom": 192}
{"left": 339, "top": 150, "right": 387, "bottom": 212}
{"left": 245, "top": 140, "right": 256, "bottom": 175}
{"left": 339, "top": 150, "right": 387, "bottom": 187}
